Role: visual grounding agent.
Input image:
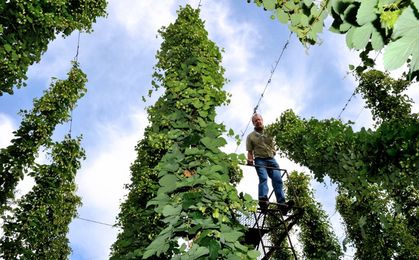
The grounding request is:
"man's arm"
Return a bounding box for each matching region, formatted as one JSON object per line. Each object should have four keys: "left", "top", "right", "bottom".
{"left": 247, "top": 151, "right": 254, "bottom": 166}
{"left": 246, "top": 133, "right": 254, "bottom": 166}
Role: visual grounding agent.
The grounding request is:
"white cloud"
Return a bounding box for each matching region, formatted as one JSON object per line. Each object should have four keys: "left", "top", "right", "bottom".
{"left": 0, "top": 113, "right": 15, "bottom": 148}
{"left": 26, "top": 35, "right": 78, "bottom": 82}
{"left": 109, "top": 0, "right": 177, "bottom": 44}
{"left": 201, "top": 2, "right": 261, "bottom": 76}
{"left": 69, "top": 109, "right": 147, "bottom": 259}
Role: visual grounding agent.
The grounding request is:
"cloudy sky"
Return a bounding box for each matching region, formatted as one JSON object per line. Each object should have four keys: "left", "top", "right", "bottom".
{"left": 1, "top": 0, "right": 419, "bottom": 259}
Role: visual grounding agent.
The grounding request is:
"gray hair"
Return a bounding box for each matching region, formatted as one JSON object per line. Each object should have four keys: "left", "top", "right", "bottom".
{"left": 251, "top": 113, "right": 262, "bottom": 123}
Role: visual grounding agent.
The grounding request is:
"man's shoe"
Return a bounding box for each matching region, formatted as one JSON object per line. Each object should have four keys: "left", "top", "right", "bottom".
{"left": 278, "top": 200, "right": 295, "bottom": 215}
{"left": 278, "top": 203, "right": 290, "bottom": 215}
{"left": 286, "top": 200, "right": 295, "bottom": 208}
{"left": 258, "top": 197, "right": 269, "bottom": 213}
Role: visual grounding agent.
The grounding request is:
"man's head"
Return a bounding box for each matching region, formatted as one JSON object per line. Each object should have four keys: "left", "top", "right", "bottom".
{"left": 251, "top": 113, "right": 264, "bottom": 130}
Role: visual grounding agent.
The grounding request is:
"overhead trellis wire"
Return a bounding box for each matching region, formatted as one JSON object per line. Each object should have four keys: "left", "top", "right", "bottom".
{"left": 337, "top": 51, "right": 381, "bottom": 120}
{"left": 234, "top": 0, "right": 332, "bottom": 153}
{"left": 337, "top": 90, "right": 357, "bottom": 120}
{"left": 69, "top": 31, "right": 81, "bottom": 137}
{"left": 76, "top": 216, "right": 114, "bottom": 227}
{"left": 74, "top": 31, "right": 81, "bottom": 63}
{"left": 253, "top": 31, "right": 292, "bottom": 114}
{"left": 234, "top": 32, "right": 292, "bottom": 153}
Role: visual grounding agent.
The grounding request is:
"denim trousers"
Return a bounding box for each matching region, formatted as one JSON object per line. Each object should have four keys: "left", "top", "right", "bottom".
{"left": 254, "top": 157, "right": 286, "bottom": 203}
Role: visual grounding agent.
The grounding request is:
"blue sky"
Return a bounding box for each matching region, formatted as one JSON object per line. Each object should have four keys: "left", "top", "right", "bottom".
{"left": 1, "top": 0, "right": 418, "bottom": 259}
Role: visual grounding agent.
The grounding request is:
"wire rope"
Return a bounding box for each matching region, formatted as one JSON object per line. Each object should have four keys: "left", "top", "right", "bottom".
{"left": 234, "top": 32, "right": 292, "bottom": 153}
{"left": 337, "top": 51, "right": 381, "bottom": 120}
{"left": 69, "top": 31, "right": 81, "bottom": 137}
{"left": 76, "top": 216, "right": 114, "bottom": 227}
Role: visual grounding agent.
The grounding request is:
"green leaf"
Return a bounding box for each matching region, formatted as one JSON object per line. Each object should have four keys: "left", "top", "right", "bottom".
{"left": 201, "top": 136, "right": 226, "bottom": 152}
{"left": 161, "top": 162, "right": 180, "bottom": 173}
{"left": 228, "top": 128, "right": 234, "bottom": 136}
{"left": 384, "top": 38, "right": 418, "bottom": 70}
{"left": 371, "top": 30, "right": 384, "bottom": 50}
{"left": 277, "top": 9, "right": 288, "bottom": 24}
{"left": 221, "top": 230, "right": 243, "bottom": 242}
{"left": 290, "top": 13, "right": 301, "bottom": 27}
{"left": 384, "top": 6, "right": 419, "bottom": 70}
{"left": 233, "top": 241, "right": 248, "bottom": 252}
{"left": 214, "top": 137, "right": 227, "bottom": 147}
{"left": 300, "top": 14, "right": 309, "bottom": 27}
{"left": 143, "top": 231, "right": 171, "bottom": 258}
{"left": 162, "top": 204, "right": 182, "bottom": 217}
{"left": 188, "top": 245, "right": 209, "bottom": 259}
{"left": 208, "top": 240, "right": 221, "bottom": 259}
{"left": 247, "top": 250, "right": 261, "bottom": 258}
{"left": 262, "top": 0, "right": 276, "bottom": 10}
{"left": 11, "top": 51, "right": 19, "bottom": 60}
{"left": 185, "top": 147, "right": 204, "bottom": 155}
{"left": 201, "top": 136, "right": 214, "bottom": 149}
{"left": 188, "top": 160, "right": 201, "bottom": 168}
{"left": 392, "top": 6, "right": 419, "bottom": 38}
{"left": 210, "top": 165, "right": 224, "bottom": 173}
{"left": 351, "top": 23, "right": 374, "bottom": 49}
{"left": 356, "top": 0, "right": 378, "bottom": 25}
{"left": 159, "top": 174, "right": 178, "bottom": 187}
{"left": 4, "top": 44, "right": 12, "bottom": 52}
{"left": 339, "top": 22, "right": 352, "bottom": 32}
{"left": 311, "top": 20, "right": 323, "bottom": 34}
{"left": 147, "top": 193, "right": 170, "bottom": 207}
{"left": 345, "top": 26, "right": 356, "bottom": 48}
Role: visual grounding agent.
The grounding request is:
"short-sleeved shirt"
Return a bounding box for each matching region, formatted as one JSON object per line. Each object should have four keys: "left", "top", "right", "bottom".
{"left": 246, "top": 129, "right": 276, "bottom": 158}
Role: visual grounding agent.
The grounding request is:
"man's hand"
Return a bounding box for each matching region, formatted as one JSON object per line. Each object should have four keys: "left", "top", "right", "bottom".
{"left": 247, "top": 159, "right": 254, "bottom": 166}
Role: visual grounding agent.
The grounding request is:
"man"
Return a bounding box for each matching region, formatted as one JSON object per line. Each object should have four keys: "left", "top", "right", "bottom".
{"left": 246, "top": 113, "right": 290, "bottom": 213}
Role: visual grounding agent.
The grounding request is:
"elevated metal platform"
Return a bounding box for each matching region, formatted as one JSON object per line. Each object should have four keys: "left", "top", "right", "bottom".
{"left": 238, "top": 198, "right": 304, "bottom": 259}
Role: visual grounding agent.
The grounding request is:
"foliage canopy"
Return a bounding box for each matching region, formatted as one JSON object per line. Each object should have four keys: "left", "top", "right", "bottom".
{"left": 250, "top": 0, "right": 419, "bottom": 79}
{"left": 0, "top": 0, "right": 107, "bottom": 95}
{"left": 112, "top": 5, "right": 258, "bottom": 259}
{"left": 0, "top": 63, "right": 87, "bottom": 214}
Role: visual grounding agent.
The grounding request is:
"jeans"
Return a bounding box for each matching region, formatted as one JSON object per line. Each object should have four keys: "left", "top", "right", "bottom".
{"left": 254, "top": 157, "right": 286, "bottom": 203}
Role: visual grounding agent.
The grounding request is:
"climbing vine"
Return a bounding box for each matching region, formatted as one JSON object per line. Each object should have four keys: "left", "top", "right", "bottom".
{"left": 286, "top": 171, "right": 342, "bottom": 259}
{"left": 110, "top": 130, "right": 169, "bottom": 259}
{"left": 0, "top": 136, "right": 85, "bottom": 259}
{"left": 0, "top": 0, "right": 107, "bottom": 95}
{"left": 337, "top": 185, "right": 419, "bottom": 259}
{"left": 112, "top": 5, "right": 258, "bottom": 259}
{"left": 0, "top": 62, "right": 87, "bottom": 214}
{"left": 267, "top": 70, "right": 419, "bottom": 257}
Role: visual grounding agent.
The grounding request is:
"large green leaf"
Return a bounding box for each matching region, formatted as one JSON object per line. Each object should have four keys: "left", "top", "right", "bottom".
{"left": 187, "top": 245, "right": 209, "bottom": 259}
{"left": 143, "top": 230, "right": 172, "bottom": 259}
{"left": 356, "top": 0, "right": 378, "bottom": 25}
{"left": 371, "top": 30, "right": 384, "bottom": 50}
{"left": 384, "top": 6, "right": 419, "bottom": 71}
{"left": 346, "top": 26, "right": 356, "bottom": 48}
{"left": 276, "top": 8, "right": 288, "bottom": 23}
{"left": 262, "top": 0, "right": 276, "bottom": 10}
{"left": 247, "top": 250, "right": 261, "bottom": 258}
{"left": 221, "top": 230, "right": 243, "bottom": 242}
{"left": 159, "top": 174, "right": 178, "bottom": 187}
{"left": 162, "top": 204, "right": 182, "bottom": 217}
{"left": 351, "top": 23, "right": 374, "bottom": 50}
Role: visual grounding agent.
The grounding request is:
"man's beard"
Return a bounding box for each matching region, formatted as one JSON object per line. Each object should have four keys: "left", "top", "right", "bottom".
{"left": 255, "top": 125, "right": 264, "bottom": 131}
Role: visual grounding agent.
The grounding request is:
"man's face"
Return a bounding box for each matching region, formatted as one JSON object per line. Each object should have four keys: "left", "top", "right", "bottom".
{"left": 252, "top": 115, "right": 264, "bottom": 128}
